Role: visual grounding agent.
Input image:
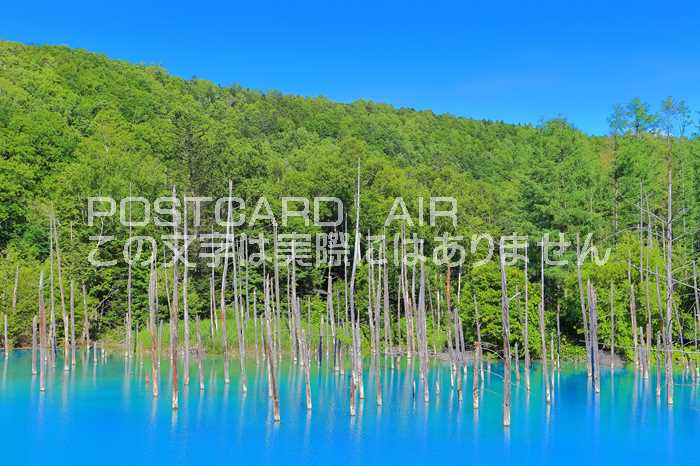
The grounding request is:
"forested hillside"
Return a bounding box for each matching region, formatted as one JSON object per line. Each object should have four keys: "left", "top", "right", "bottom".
{"left": 1, "top": 40, "right": 699, "bottom": 360}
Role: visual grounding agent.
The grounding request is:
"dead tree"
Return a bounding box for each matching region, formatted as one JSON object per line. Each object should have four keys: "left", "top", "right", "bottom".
{"left": 472, "top": 341, "right": 480, "bottom": 410}
{"left": 264, "top": 279, "right": 280, "bottom": 422}
{"left": 498, "top": 241, "right": 512, "bottom": 427}
{"left": 587, "top": 280, "right": 600, "bottom": 394}
{"left": 48, "top": 218, "right": 56, "bottom": 366}
{"left": 693, "top": 261, "right": 700, "bottom": 357}
{"left": 348, "top": 162, "right": 362, "bottom": 406}
{"left": 149, "top": 261, "right": 159, "bottom": 397}
{"left": 664, "top": 165, "right": 674, "bottom": 406}
{"left": 82, "top": 283, "right": 89, "bottom": 348}
{"left": 628, "top": 259, "right": 639, "bottom": 370}
{"left": 53, "top": 216, "right": 69, "bottom": 372}
{"left": 182, "top": 198, "right": 190, "bottom": 386}
{"left": 609, "top": 281, "right": 615, "bottom": 369}
{"left": 523, "top": 244, "right": 531, "bottom": 392}
{"left": 301, "top": 329, "right": 312, "bottom": 411}
{"left": 9, "top": 265, "right": 18, "bottom": 356}
{"left": 170, "top": 186, "right": 180, "bottom": 410}
{"left": 576, "top": 233, "right": 592, "bottom": 378}
{"left": 656, "top": 332, "right": 662, "bottom": 398}
{"left": 539, "top": 241, "right": 551, "bottom": 404}
{"left": 220, "top": 181, "right": 233, "bottom": 384}
{"left": 232, "top": 233, "right": 247, "bottom": 393}
{"left": 38, "top": 272, "right": 46, "bottom": 392}
{"left": 196, "top": 315, "right": 204, "bottom": 391}
{"left": 70, "top": 281, "right": 76, "bottom": 366}
{"left": 31, "top": 316, "right": 37, "bottom": 375}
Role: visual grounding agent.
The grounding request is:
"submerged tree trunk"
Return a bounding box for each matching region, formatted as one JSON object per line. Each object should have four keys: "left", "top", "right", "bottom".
{"left": 31, "top": 316, "right": 37, "bottom": 375}
{"left": 232, "top": 233, "right": 247, "bottom": 393}
{"left": 38, "top": 272, "right": 46, "bottom": 392}
{"left": 302, "top": 329, "right": 312, "bottom": 411}
{"left": 170, "top": 186, "right": 180, "bottom": 410}
{"left": 664, "top": 165, "right": 674, "bottom": 406}
{"left": 183, "top": 199, "right": 190, "bottom": 387}
{"left": 693, "top": 262, "right": 700, "bottom": 359}
{"left": 539, "top": 242, "right": 551, "bottom": 404}
{"left": 82, "top": 283, "right": 89, "bottom": 347}
{"left": 609, "top": 281, "right": 615, "bottom": 369}
{"left": 498, "top": 241, "right": 511, "bottom": 427}
{"left": 472, "top": 341, "right": 480, "bottom": 410}
{"left": 196, "top": 315, "right": 204, "bottom": 391}
{"left": 9, "top": 265, "right": 18, "bottom": 356}
{"left": 576, "top": 233, "right": 592, "bottom": 378}
{"left": 628, "top": 259, "right": 639, "bottom": 370}
{"left": 53, "top": 216, "right": 69, "bottom": 372}
{"left": 587, "top": 280, "right": 600, "bottom": 394}
{"left": 264, "top": 282, "right": 280, "bottom": 422}
{"left": 70, "top": 281, "right": 76, "bottom": 366}
{"left": 656, "top": 332, "right": 662, "bottom": 398}
{"left": 523, "top": 245, "right": 531, "bottom": 392}
{"left": 220, "top": 181, "right": 233, "bottom": 385}
{"left": 149, "top": 261, "right": 159, "bottom": 398}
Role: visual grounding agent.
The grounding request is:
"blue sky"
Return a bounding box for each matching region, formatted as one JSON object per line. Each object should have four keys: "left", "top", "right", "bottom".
{"left": 2, "top": 0, "right": 700, "bottom": 134}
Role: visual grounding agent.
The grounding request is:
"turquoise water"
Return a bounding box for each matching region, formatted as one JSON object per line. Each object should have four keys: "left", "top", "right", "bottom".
{"left": 1, "top": 350, "right": 698, "bottom": 466}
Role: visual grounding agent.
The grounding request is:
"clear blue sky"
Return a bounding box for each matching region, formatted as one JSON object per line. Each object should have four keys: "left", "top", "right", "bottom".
{"left": 3, "top": 0, "right": 700, "bottom": 134}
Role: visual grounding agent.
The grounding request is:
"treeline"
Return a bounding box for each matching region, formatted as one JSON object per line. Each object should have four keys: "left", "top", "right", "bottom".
{"left": 1, "top": 40, "right": 700, "bottom": 363}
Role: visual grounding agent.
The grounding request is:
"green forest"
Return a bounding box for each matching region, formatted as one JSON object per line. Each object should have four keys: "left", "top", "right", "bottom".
{"left": 1, "top": 39, "right": 699, "bottom": 364}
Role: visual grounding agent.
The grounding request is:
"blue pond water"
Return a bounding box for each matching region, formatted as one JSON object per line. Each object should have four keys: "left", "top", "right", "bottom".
{"left": 1, "top": 350, "right": 698, "bottom": 466}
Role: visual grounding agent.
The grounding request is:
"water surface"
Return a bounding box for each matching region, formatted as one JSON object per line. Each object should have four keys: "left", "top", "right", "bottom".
{"left": 1, "top": 351, "right": 698, "bottom": 466}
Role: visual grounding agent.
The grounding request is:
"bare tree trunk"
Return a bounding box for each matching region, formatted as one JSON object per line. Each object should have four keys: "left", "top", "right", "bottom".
{"left": 253, "top": 289, "right": 259, "bottom": 365}
{"left": 31, "top": 316, "right": 37, "bottom": 375}
{"left": 445, "top": 266, "right": 456, "bottom": 390}
{"left": 609, "top": 281, "right": 615, "bottom": 369}
{"left": 539, "top": 241, "right": 551, "bottom": 404}
{"left": 221, "top": 181, "right": 233, "bottom": 385}
{"left": 418, "top": 249, "right": 428, "bottom": 404}
{"left": 196, "top": 315, "right": 204, "bottom": 391}
{"left": 3, "top": 313, "right": 8, "bottom": 357}
{"left": 498, "top": 241, "right": 511, "bottom": 427}
{"left": 472, "top": 341, "right": 480, "bottom": 410}
{"left": 210, "top": 261, "right": 217, "bottom": 337}
{"left": 515, "top": 342, "right": 520, "bottom": 382}
{"left": 301, "top": 329, "right": 312, "bottom": 411}
{"left": 656, "top": 332, "right": 662, "bottom": 398}
{"left": 587, "top": 280, "right": 600, "bottom": 394}
{"left": 233, "top": 237, "right": 247, "bottom": 393}
{"left": 53, "top": 216, "right": 69, "bottom": 372}
{"left": 264, "top": 279, "right": 280, "bottom": 422}
{"left": 628, "top": 259, "right": 639, "bottom": 370}
{"left": 9, "top": 265, "right": 18, "bottom": 356}
{"left": 375, "top": 248, "right": 384, "bottom": 406}
{"left": 556, "top": 302, "right": 561, "bottom": 370}
{"left": 49, "top": 218, "right": 56, "bottom": 367}
{"left": 273, "top": 224, "right": 281, "bottom": 357}
{"left": 576, "top": 233, "right": 591, "bottom": 378}
{"left": 693, "top": 261, "right": 700, "bottom": 358}
{"left": 149, "top": 261, "right": 159, "bottom": 398}
{"left": 157, "top": 320, "right": 163, "bottom": 374}
{"left": 383, "top": 235, "right": 390, "bottom": 357}
{"left": 523, "top": 244, "right": 531, "bottom": 392}
{"left": 70, "top": 281, "right": 76, "bottom": 366}
{"left": 348, "top": 162, "right": 362, "bottom": 406}
{"left": 183, "top": 198, "right": 190, "bottom": 386}
{"left": 474, "top": 294, "right": 484, "bottom": 381}
{"left": 38, "top": 272, "right": 46, "bottom": 392}
{"left": 170, "top": 186, "right": 180, "bottom": 410}
{"left": 327, "top": 260, "right": 337, "bottom": 371}
{"left": 665, "top": 165, "right": 674, "bottom": 406}
{"left": 233, "top": 232, "right": 247, "bottom": 393}
{"left": 82, "top": 283, "right": 89, "bottom": 347}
